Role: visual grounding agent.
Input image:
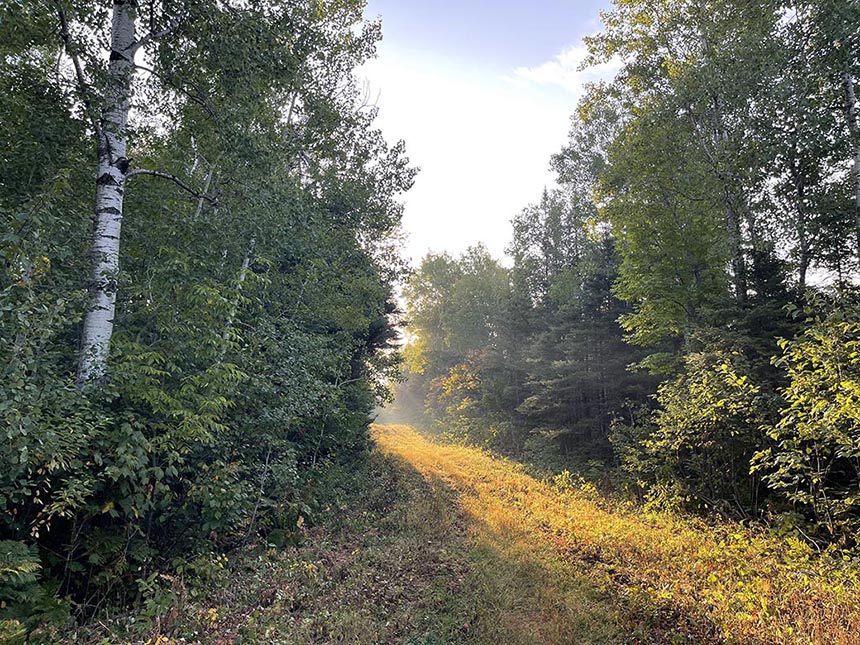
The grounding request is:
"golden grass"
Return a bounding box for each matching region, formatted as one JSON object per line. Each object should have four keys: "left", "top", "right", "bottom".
{"left": 66, "top": 443, "right": 629, "bottom": 644}
{"left": 373, "top": 424, "right": 860, "bottom": 645}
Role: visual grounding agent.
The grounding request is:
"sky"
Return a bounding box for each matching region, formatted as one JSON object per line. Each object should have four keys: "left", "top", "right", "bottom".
{"left": 359, "top": 0, "right": 614, "bottom": 265}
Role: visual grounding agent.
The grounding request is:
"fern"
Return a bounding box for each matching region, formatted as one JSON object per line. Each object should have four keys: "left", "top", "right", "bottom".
{"left": 0, "top": 541, "right": 40, "bottom": 602}
{"left": 0, "top": 619, "right": 27, "bottom": 644}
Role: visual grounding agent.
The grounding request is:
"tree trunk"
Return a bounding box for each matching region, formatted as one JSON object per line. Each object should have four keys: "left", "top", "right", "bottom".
{"left": 693, "top": 93, "right": 748, "bottom": 303}
{"left": 77, "top": 0, "right": 137, "bottom": 384}
{"left": 715, "top": 96, "right": 747, "bottom": 304}
{"left": 844, "top": 68, "right": 860, "bottom": 262}
{"left": 724, "top": 191, "right": 747, "bottom": 303}
{"left": 794, "top": 163, "right": 810, "bottom": 290}
{"left": 222, "top": 238, "right": 256, "bottom": 345}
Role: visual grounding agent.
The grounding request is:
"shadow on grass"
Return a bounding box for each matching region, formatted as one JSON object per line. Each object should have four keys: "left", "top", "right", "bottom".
{"left": 376, "top": 447, "right": 728, "bottom": 645}
{"left": 69, "top": 447, "right": 725, "bottom": 644}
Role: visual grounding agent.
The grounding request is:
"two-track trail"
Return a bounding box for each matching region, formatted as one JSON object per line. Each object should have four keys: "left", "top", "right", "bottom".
{"left": 372, "top": 424, "right": 860, "bottom": 645}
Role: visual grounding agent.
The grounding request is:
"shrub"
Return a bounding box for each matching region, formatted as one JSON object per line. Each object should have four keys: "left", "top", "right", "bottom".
{"left": 754, "top": 297, "right": 860, "bottom": 543}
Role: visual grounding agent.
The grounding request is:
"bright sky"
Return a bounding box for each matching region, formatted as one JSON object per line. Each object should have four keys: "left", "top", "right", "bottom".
{"left": 360, "top": 0, "right": 615, "bottom": 265}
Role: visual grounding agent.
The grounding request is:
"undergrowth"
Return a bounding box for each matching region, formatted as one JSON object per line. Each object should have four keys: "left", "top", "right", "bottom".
{"left": 58, "top": 424, "right": 860, "bottom": 644}
{"left": 62, "top": 437, "right": 629, "bottom": 644}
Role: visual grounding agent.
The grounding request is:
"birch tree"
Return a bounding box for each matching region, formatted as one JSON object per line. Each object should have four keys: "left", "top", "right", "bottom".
{"left": 69, "top": 0, "right": 136, "bottom": 383}
{"left": 844, "top": 65, "right": 860, "bottom": 261}
{"left": 54, "top": 0, "right": 194, "bottom": 383}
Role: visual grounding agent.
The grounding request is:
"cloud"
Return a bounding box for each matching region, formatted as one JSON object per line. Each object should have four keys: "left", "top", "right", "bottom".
{"left": 512, "top": 45, "right": 621, "bottom": 94}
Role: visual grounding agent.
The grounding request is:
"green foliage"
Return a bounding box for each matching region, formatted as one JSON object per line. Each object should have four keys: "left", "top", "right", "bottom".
{"left": 0, "top": 0, "right": 413, "bottom": 634}
{"left": 601, "top": 107, "right": 730, "bottom": 351}
{"left": 403, "top": 188, "right": 653, "bottom": 460}
{"left": 0, "top": 541, "right": 40, "bottom": 605}
{"left": 547, "top": 0, "right": 860, "bottom": 544}
{"left": 754, "top": 296, "right": 860, "bottom": 541}
{"left": 0, "top": 541, "right": 68, "bottom": 640}
{"left": 401, "top": 245, "right": 517, "bottom": 444}
{"left": 614, "top": 349, "right": 769, "bottom": 514}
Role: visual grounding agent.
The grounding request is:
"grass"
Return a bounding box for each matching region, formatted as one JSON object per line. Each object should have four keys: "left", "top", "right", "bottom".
{"left": 374, "top": 424, "right": 860, "bottom": 644}
{"left": 64, "top": 424, "right": 860, "bottom": 644}
{"left": 212, "top": 438, "right": 629, "bottom": 644}
{"left": 65, "top": 431, "right": 628, "bottom": 644}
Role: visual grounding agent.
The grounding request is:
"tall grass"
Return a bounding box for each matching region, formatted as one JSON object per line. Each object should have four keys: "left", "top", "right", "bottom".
{"left": 374, "top": 424, "right": 860, "bottom": 644}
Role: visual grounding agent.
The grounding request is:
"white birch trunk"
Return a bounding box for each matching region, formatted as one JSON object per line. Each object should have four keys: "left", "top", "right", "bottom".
{"left": 845, "top": 69, "right": 860, "bottom": 262}
{"left": 793, "top": 163, "right": 810, "bottom": 290}
{"left": 77, "top": 0, "right": 137, "bottom": 384}
{"left": 724, "top": 194, "right": 747, "bottom": 303}
{"left": 223, "top": 238, "right": 256, "bottom": 344}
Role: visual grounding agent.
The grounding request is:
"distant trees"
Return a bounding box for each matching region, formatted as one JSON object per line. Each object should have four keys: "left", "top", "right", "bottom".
{"left": 402, "top": 245, "right": 516, "bottom": 443}
{"left": 403, "top": 194, "right": 652, "bottom": 457}
{"left": 402, "top": 0, "right": 860, "bottom": 546}
{"left": 508, "top": 191, "right": 653, "bottom": 457}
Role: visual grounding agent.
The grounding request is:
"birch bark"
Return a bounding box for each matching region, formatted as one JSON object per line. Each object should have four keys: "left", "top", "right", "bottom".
{"left": 844, "top": 68, "right": 860, "bottom": 262}
{"left": 793, "top": 162, "right": 810, "bottom": 290}
{"left": 223, "top": 238, "right": 256, "bottom": 344}
{"left": 724, "top": 191, "right": 747, "bottom": 303}
{"left": 77, "top": 0, "right": 137, "bottom": 384}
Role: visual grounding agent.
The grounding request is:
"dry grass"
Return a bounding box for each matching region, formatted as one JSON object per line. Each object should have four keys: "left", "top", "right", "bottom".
{"left": 373, "top": 424, "right": 860, "bottom": 645}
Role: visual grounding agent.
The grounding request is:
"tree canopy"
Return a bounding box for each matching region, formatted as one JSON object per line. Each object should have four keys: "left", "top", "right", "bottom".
{"left": 1, "top": 0, "right": 413, "bottom": 636}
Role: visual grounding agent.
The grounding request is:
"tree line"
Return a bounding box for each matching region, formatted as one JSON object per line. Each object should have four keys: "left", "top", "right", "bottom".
{"left": 1, "top": 0, "right": 412, "bottom": 638}
{"left": 399, "top": 0, "right": 860, "bottom": 549}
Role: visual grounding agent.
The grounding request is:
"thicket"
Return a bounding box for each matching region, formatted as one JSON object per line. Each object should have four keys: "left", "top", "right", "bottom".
{"left": 399, "top": 0, "right": 860, "bottom": 548}
{"left": 1, "top": 0, "right": 412, "bottom": 639}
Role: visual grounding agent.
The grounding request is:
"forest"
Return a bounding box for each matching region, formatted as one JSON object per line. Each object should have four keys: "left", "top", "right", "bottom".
{"left": 1, "top": 0, "right": 413, "bottom": 639}
{"left": 399, "top": 0, "right": 860, "bottom": 544}
{"left": 3, "top": 0, "right": 860, "bottom": 643}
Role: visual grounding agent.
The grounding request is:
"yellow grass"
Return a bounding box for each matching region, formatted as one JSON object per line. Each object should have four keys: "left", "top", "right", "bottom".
{"left": 373, "top": 424, "right": 860, "bottom": 645}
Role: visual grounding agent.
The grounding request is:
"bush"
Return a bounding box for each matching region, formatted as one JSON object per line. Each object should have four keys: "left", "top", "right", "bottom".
{"left": 753, "top": 297, "right": 860, "bottom": 543}
{"left": 0, "top": 541, "right": 69, "bottom": 641}
{"left": 613, "top": 350, "right": 769, "bottom": 516}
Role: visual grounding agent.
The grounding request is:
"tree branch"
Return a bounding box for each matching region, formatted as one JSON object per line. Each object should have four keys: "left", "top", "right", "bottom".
{"left": 131, "top": 16, "right": 183, "bottom": 53}
{"left": 126, "top": 168, "right": 218, "bottom": 205}
{"left": 133, "top": 63, "right": 218, "bottom": 119}
{"left": 193, "top": 160, "right": 219, "bottom": 219}
{"left": 52, "top": 0, "right": 104, "bottom": 149}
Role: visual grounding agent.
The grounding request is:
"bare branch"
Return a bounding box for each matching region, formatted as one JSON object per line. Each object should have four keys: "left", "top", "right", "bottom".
{"left": 127, "top": 168, "right": 218, "bottom": 205}
{"left": 52, "top": 0, "right": 104, "bottom": 148}
{"left": 131, "top": 16, "right": 183, "bottom": 53}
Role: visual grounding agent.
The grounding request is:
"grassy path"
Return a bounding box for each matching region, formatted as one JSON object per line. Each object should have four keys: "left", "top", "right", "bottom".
{"left": 71, "top": 424, "right": 860, "bottom": 644}
{"left": 209, "top": 426, "right": 628, "bottom": 644}
{"left": 372, "top": 425, "right": 860, "bottom": 645}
